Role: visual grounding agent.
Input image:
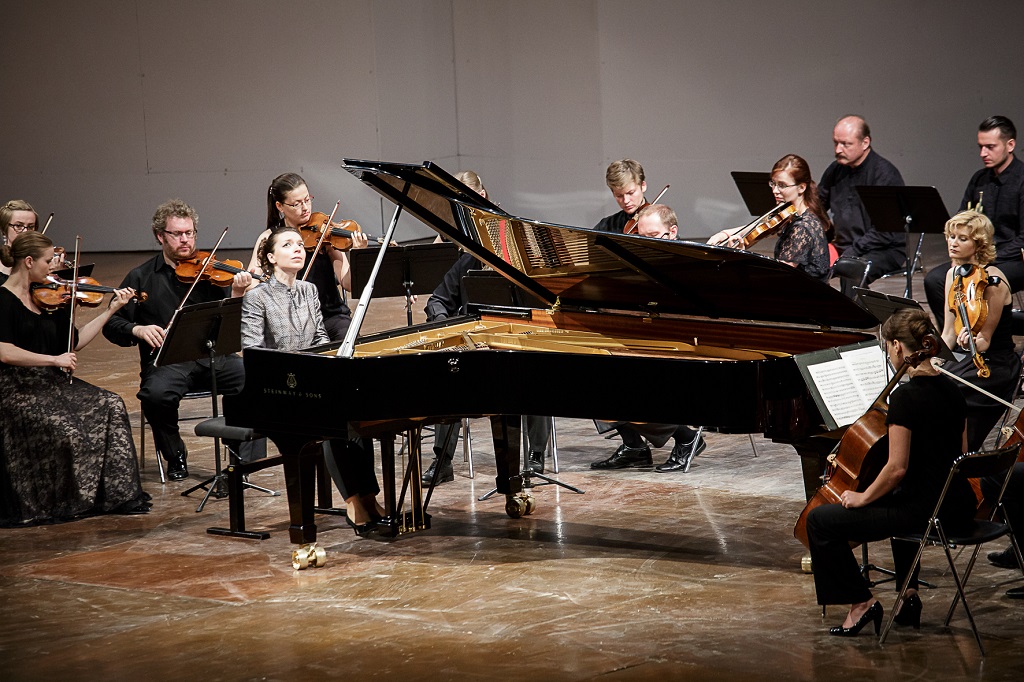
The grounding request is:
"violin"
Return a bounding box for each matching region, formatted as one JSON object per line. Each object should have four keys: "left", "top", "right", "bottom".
{"left": 735, "top": 202, "right": 797, "bottom": 249}
{"left": 31, "top": 275, "right": 147, "bottom": 311}
{"left": 174, "top": 250, "right": 269, "bottom": 286}
{"left": 794, "top": 332, "right": 940, "bottom": 548}
{"left": 300, "top": 211, "right": 364, "bottom": 252}
{"left": 948, "top": 264, "right": 990, "bottom": 379}
{"left": 623, "top": 185, "right": 670, "bottom": 234}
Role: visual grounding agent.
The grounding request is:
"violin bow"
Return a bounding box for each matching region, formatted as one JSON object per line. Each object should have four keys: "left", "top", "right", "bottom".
{"left": 301, "top": 201, "right": 341, "bottom": 282}
{"left": 66, "top": 236, "right": 82, "bottom": 383}
{"left": 40, "top": 212, "right": 54, "bottom": 235}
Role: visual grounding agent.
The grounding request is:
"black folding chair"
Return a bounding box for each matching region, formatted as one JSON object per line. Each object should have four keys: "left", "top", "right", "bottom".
{"left": 879, "top": 443, "right": 1024, "bottom": 655}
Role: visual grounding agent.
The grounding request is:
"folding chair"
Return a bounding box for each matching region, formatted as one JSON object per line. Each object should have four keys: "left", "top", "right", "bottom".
{"left": 829, "top": 255, "right": 872, "bottom": 291}
{"left": 879, "top": 443, "right": 1024, "bottom": 655}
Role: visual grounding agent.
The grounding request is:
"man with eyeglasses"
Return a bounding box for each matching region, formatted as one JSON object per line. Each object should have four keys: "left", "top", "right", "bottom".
{"left": 818, "top": 115, "right": 906, "bottom": 288}
{"left": 103, "top": 199, "right": 257, "bottom": 481}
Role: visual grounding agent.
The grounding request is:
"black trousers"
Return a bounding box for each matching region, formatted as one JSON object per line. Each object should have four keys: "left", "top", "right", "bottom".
{"left": 323, "top": 438, "right": 379, "bottom": 499}
{"left": 617, "top": 423, "right": 698, "bottom": 449}
{"left": 807, "top": 497, "right": 926, "bottom": 605}
{"left": 434, "top": 416, "right": 551, "bottom": 462}
{"left": 923, "top": 256, "right": 1024, "bottom": 322}
{"left": 139, "top": 356, "right": 262, "bottom": 462}
{"left": 323, "top": 312, "right": 351, "bottom": 343}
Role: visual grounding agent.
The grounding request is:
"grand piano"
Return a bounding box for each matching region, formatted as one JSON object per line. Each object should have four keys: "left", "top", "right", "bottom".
{"left": 227, "top": 159, "right": 878, "bottom": 564}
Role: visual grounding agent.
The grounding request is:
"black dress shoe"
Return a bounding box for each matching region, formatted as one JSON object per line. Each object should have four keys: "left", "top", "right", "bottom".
{"left": 829, "top": 601, "right": 883, "bottom": 637}
{"left": 656, "top": 435, "right": 706, "bottom": 473}
{"left": 166, "top": 453, "right": 188, "bottom": 481}
{"left": 528, "top": 451, "right": 545, "bottom": 474}
{"left": 590, "top": 444, "right": 653, "bottom": 469}
{"left": 1007, "top": 586, "right": 1024, "bottom": 599}
{"left": 988, "top": 545, "right": 1020, "bottom": 569}
{"left": 421, "top": 457, "right": 454, "bottom": 487}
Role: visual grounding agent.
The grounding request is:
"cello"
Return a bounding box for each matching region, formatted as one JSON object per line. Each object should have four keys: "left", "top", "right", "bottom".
{"left": 794, "top": 331, "right": 940, "bottom": 548}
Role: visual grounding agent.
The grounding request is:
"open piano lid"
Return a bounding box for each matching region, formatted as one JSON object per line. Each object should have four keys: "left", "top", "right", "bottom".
{"left": 342, "top": 159, "right": 878, "bottom": 330}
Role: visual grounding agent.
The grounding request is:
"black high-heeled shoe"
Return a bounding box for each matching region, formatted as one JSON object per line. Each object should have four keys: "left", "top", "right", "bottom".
{"left": 345, "top": 514, "right": 377, "bottom": 537}
{"left": 829, "top": 600, "right": 883, "bottom": 637}
{"left": 893, "top": 593, "right": 922, "bottom": 629}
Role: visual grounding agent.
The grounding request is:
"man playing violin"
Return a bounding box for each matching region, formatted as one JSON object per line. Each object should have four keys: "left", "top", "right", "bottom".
{"left": 924, "top": 116, "right": 1024, "bottom": 322}
{"left": 103, "top": 199, "right": 255, "bottom": 481}
{"left": 594, "top": 159, "right": 648, "bottom": 233}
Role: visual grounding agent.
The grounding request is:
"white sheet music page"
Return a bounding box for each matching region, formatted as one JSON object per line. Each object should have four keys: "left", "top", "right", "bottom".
{"left": 806, "top": 344, "right": 888, "bottom": 427}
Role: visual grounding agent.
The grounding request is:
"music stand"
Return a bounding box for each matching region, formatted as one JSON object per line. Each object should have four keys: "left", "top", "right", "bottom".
{"left": 154, "top": 298, "right": 266, "bottom": 511}
{"left": 52, "top": 263, "right": 94, "bottom": 279}
{"left": 730, "top": 171, "right": 775, "bottom": 216}
{"left": 855, "top": 185, "right": 950, "bottom": 299}
{"left": 854, "top": 287, "right": 955, "bottom": 363}
{"left": 349, "top": 242, "right": 460, "bottom": 325}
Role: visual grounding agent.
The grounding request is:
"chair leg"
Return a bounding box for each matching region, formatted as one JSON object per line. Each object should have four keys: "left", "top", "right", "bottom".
{"left": 748, "top": 433, "right": 758, "bottom": 458}
{"left": 935, "top": 521, "right": 986, "bottom": 656}
{"left": 463, "top": 417, "right": 474, "bottom": 479}
{"left": 140, "top": 409, "right": 166, "bottom": 484}
{"left": 550, "top": 416, "right": 559, "bottom": 474}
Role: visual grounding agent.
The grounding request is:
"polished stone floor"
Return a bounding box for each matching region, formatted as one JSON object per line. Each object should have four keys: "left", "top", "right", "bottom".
{"left": 3, "top": 241, "right": 1024, "bottom": 681}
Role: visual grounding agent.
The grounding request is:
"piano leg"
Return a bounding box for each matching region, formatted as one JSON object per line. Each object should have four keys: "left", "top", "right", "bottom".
{"left": 490, "top": 415, "right": 535, "bottom": 517}
{"left": 282, "top": 440, "right": 322, "bottom": 545}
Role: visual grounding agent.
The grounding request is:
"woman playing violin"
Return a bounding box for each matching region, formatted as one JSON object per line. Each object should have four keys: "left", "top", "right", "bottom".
{"left": 807, "top": 308, "right": 975, "bottom": 636}
{"left": 248, "top": 173, "right": 368, "bottom": 341}
{"left": 708, "top": 154, "right": 830, "bottom": 280}
{"left": 939, "top": 209, "right": 1020, "bottom": 451}
{"left": 0, "top": 199, "right": 65, "bottom": 284}
{"left": 241, "top": 228, "right": 384, "bottom": 534}
{"left": 0, "top": 232, "right": 149, "bottom": 524}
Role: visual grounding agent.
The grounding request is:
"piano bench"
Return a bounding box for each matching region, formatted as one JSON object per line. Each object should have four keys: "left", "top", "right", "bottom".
{"left": 194, "top": 416, "right": 259, "bottom": 443}
{"left": 195, "top": 417, "right": 279, "bottom": 541}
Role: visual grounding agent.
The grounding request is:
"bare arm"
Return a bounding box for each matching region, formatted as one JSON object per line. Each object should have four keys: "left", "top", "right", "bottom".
{"left": 841, "top": 424, "right": 911, "bottom": 509}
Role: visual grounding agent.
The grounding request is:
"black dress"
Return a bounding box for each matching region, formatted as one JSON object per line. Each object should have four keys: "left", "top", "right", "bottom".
{"left": 0, "top": 288, "right": 144, "bottom": 525}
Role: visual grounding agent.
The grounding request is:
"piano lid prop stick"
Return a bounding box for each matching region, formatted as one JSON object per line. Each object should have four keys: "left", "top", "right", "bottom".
{"left": 337, "top": 204, "right": 404, "bottom": 358}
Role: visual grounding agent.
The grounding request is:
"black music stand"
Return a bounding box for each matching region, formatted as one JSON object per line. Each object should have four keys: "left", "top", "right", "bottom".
{"left": 855, "top": 185, "right": 950, "bottom": 299}
{"left": 155, "top": 298, "right": 269, "bottom": 511}
{"left": 349, "top": 242, "right": 460, "bottom": 325}
{"left": 730, "top": 171, "right": 776, "bottom": 216}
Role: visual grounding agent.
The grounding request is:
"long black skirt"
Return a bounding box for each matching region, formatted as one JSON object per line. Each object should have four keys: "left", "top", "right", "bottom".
{"left": 0, "top": 366, "right": 144, "bottom": 526}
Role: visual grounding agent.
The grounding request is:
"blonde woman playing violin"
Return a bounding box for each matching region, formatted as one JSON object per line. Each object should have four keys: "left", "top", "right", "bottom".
{"left": 938, "top": 209, "right": 1019, "bottom": 451}
{"left": 708, "top": 154, "right": 830, "bottom": 281}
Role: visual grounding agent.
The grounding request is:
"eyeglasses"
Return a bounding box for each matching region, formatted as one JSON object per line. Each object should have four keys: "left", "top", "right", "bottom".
{"left": 282, "top": 195, "right": 314, "bottom": 209}
{"left": 163, "top": 229, "right": 196, "bottom": 242}
{"left": 8, "top": 222, "right": 37, "bottom": 233}
{"left": 768, "top": 181, "right": 797, "bottom": 191}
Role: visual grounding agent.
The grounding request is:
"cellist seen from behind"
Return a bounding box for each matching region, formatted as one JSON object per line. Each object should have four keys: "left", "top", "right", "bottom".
{"left": 806, "top": 309, "right": 975, "bottom": 636}
{"left": 939, "top": 209, "right": 1020, "bottom": 452}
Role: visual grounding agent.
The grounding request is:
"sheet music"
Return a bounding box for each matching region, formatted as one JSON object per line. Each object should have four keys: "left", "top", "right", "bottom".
{"left": 805, "top": 344, "right": 888, "bottom": 428}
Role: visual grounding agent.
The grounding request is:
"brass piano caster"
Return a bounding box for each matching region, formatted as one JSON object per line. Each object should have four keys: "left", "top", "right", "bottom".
{"left": 292, "top": 542, "right": 327, "bottom": 570}
{"left": 504, "top": 494, "right": 536, "bottom": 518}
{"left": 801, "top": 554, "right": 813, "bottom": 574}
